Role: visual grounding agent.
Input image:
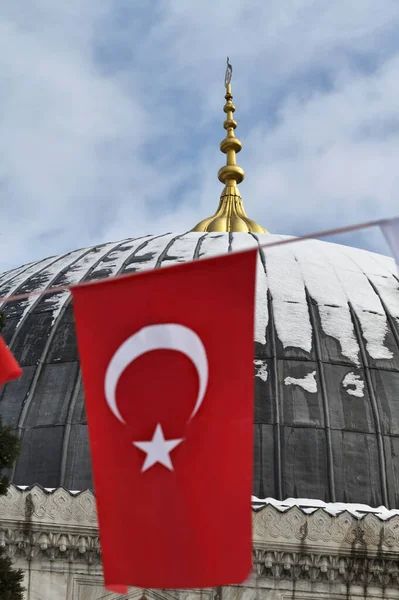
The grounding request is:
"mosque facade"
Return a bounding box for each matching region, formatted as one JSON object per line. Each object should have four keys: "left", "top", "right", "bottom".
{"left": 0, "top": 67, "right": 398, "bottom": 599}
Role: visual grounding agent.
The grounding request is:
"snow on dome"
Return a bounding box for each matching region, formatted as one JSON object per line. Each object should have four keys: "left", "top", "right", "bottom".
{"left": 254, "top": 360, "right": 268, "bottom": 382}
{"left": 342, "top": 372, "right": 365, "bottom": 398}
{"left": 284, "top": 370, "right": 318, "bottom": 393}
{"left": 251, "top": 496, "right": 399, "bottom": 520}
{"left": 0, "top": 231, "right": 398, "bottom": 509}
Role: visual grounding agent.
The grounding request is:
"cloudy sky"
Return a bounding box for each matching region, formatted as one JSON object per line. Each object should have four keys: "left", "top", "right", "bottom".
{"left": 1, "top": 0, "right": 399, "bottom": 271}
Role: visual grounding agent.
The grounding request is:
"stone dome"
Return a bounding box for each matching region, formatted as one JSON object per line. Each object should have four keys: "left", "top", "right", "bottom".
{"left": 0, "top": 231, "right": 398, "bottom": 508}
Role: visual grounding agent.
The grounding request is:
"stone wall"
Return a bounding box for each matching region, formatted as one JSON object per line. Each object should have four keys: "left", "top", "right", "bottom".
{"left": 1, "top": 486, "right": 399, "bottom": 599}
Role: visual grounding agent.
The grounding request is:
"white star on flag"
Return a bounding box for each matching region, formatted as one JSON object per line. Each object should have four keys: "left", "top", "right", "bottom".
{"left": 381, "top": 217, "right": 399, "bottom": 272}
{"left": 133, "top": 424, "right": 183, "bottom": 472}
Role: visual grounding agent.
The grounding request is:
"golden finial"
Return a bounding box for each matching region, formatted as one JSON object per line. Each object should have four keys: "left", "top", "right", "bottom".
{"left": 192, "top": 58, "right": 268, "bottom": 233}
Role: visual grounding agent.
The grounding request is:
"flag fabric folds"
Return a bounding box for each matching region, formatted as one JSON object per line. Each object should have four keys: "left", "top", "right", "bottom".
{"left": 71, "top": 249, "right": 257, "bottom": 592}
{"left": 0, "top": 337, "right": 22, "bottom": 387}
{"left": 381, "top": 217, "right": 399, "bottom": 271}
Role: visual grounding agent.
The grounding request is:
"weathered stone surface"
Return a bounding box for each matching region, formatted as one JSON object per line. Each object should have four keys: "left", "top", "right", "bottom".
{"left": 1, "top": 486, "right": 399, "bottom": 598}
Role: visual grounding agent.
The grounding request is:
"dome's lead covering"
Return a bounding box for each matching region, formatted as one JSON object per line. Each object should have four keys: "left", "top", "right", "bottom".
{"left": 0, "top": 231, "right": 399, "bottom": 509}
{"left": 192, "top": 59, "right": 267, "bottom": 233}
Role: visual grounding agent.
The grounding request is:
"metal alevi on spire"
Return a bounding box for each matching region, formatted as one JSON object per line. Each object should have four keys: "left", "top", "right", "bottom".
{"left": 192, "top": 58, "right": 267, "bottom": 233}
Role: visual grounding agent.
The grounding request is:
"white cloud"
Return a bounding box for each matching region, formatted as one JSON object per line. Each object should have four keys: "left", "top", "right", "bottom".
{"left": 1, "top": 0, "right": 399, "bottom": 272}
{"left": 242, "top": 55, "right": 399, "bottom": 236}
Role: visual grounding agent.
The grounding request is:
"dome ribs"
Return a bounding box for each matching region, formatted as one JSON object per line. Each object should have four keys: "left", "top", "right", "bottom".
{"left": 122, "top": 233, "right": 178, "bottom": 274}
{"left": 228, "top": 232, "right": 233, "bottom": 253}
{"left": 265, "top": 287, "right": 282, "bottom": 500}
{"left": 248, "top": 233, "right": 283, "bottom": 501}
{"left": 366, "top": 277, "right": 399, "bottom": 361}
{"left": 0, "top": 261, "right": 41, "bottom": 291}
{"left": 260, "top": 239, "right": 323, "bottom": 500}
{"left": 59, "top": 372, "right": 85, "bottom": 489}
{"left": 194, "top": 232, "right": 230, "bottom": 259}
{"left": 84, "top": 236, "right": 150, "bottom": 282}
{"left": 363, "top": 277, "right": 399, "bottom": 509}
{"left": 7, "top": 247, "right": 95, "bottom": 351}
{"left": 10, "top": 241, "right": 128, "bottom": 486}
{"left": 154, "top": 232, "right": 194, "bottom": 268}
{"left": 193, "top": 234, "right": 208, "bottom": 260}
{"left": 305, "top": 288, "right": 336, "bottom": 503}
{"left": 0, "top": 249, "right": 95, "bottom": 425}
{"left": 348, "top": 302, "right": 389, "bottom": 507}
{"left": 60, "top": 235, "right": 168, "bottom": 490}
{"left": 311, "top": 241, "right": 396, "bottom": 507}
{"left": 0, "top": 252, "right": 73, "bottom": 316}
{"left": 338, "top": 244, "right": 399, "bottom": 369}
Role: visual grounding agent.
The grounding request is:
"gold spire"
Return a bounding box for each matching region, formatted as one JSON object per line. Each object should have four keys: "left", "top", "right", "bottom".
{"left": 192, "top": 58, "right": 268, "bottom": 233}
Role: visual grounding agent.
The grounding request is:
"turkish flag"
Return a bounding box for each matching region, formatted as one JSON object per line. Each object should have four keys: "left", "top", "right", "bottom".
{"left": 71, "top": 248, "right": 257, "bottom": 592}
{"left": 0, "top": 337, "right": 22, "bottom": 386}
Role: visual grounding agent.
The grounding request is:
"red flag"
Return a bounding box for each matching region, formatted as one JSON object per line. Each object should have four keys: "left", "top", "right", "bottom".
{"left": 0, "top": 337, "right": 22, "bottom": 386}
{"left": 71, "top": 249, "right": 257, "bottom": 591}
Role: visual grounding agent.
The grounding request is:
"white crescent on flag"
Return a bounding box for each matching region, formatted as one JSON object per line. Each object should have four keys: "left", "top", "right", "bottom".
{"left": 104, "top": 323, "right": 209, "bottom": 425}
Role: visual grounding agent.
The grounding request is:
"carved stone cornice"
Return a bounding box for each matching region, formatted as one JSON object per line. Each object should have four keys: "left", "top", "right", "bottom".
{"left": 0, "top": 484, "right": 97, "bottom": 529}
{"left": 252, "top": 549, "right": 399, "bottom": 587}
{"left": 1, "top": 485, "right": 399, "bottom": 589}
{"left": 0, "top": 527, "right": 101, "bottom": 565}
{"left": 253, "top": 504, "right": 399, "bottom": 557}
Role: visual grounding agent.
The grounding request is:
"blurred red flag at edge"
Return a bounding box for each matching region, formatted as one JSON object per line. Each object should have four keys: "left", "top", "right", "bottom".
{"left": 0, "top": 337, "right": 22, "bottom": 386}
{"left": 71, "top": 249, "right": 257, "bottom": 593}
